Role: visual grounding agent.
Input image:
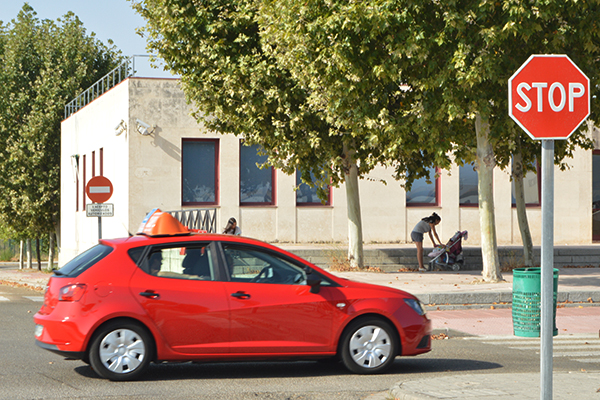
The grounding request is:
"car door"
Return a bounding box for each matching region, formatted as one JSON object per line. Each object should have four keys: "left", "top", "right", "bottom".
{"left": 220, "top": 243, "right": 339, "bottom": 355}
{"left": 129, "top": 242, "right": 230, "bottom": 355}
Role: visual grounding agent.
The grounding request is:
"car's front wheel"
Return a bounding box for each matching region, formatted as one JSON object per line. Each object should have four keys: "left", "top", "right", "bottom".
{"left": 89, "top": 321, "right": 152, "bottom": 381}
{"left": 340, "top": 318, "right": 398, "bottom": 374}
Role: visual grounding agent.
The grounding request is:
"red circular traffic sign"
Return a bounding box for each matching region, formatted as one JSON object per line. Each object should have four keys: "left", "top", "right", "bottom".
{"left": 509, "top": 54, "right": 590, "bottom": 140}
{"left": 85, "top": 176, "right": 113, "bottom": 203}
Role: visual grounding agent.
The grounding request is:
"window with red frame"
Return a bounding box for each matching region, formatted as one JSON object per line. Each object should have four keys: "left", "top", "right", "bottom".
{"left": 459, "top": 162, "right": 478, "bottom": 206}
{"left": 406, "top": 167, "right": 439, "bottom": 206}
{"left": 182, "top": 139, "right": 219, "bottom": 206}
{"left": 240, "top": 143, "right": 274, "bottom": 205}
{"left": 593, "top": 151, "right": 600, "bottom": 241}
{"left": 296, "top": 169, "right": 330, "bottom": 206}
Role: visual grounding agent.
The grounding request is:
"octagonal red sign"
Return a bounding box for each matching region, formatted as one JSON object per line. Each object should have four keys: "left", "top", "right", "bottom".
{"left": 509, "top": 54, "right": 590, "bottom": 140}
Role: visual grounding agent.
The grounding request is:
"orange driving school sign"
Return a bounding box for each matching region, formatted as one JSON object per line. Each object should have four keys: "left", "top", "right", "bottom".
{"left": 85, "top": 176, "right": 113, "bottom": 204}
{"left": 509, "top": 54, "right": 590, "bottom": 140}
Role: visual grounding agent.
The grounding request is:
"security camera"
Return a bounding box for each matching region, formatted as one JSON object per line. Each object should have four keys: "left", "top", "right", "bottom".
{"left": 135, "top": 119, "right": 154, "bottom": 136}
{"left": 114, "top": 120, "right": 127, "bottom": 136}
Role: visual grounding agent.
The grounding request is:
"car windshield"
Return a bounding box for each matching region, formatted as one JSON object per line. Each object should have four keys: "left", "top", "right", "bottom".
{"left": 54, "top": 244, "right": 113, "bottom": 277}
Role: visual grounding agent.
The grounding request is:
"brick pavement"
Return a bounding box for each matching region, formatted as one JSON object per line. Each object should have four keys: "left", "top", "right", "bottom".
{"left": 429, "top": 306, "right": 600, "bottom": 336}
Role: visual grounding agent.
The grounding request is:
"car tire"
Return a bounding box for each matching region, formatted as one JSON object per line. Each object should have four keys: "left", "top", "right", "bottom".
{"left": 340, "top": 318, "right": 398, "bottom": 374}
{"left": 89, "top": 321, "right": 152, "bottom": 381}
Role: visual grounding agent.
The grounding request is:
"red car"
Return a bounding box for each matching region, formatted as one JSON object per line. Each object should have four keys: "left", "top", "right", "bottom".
{"left": 34, "top": 210, "right": 431, "bottom": 381}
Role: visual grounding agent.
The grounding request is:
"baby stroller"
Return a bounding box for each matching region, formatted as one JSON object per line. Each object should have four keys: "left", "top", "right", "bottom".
{"left": 427, "top": 230, "right": 468, "bottom": 271}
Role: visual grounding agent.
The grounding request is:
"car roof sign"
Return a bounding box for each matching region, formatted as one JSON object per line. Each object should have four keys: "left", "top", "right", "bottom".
{"left": 137, "top": 209, "right": 191, "bottom": 237}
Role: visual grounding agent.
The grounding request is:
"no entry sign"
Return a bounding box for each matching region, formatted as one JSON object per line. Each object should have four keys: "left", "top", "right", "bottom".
{"left": 508, "top": 54, "right": 590, "bottom": 140}
{"left": 85, "top": 176, "right": 113, "bottom": 203}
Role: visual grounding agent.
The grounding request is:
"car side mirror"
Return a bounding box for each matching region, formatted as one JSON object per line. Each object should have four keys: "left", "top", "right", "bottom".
{"left": 304, "top": 266, "right": 321, "bottom": 293}
{"left": 307, "top": 278, "right": 321, "bottom": 294}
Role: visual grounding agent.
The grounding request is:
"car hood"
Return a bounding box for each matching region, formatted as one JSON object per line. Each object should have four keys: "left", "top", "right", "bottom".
{"left": 334, "top": 276, "right": 417, "bottom": 299}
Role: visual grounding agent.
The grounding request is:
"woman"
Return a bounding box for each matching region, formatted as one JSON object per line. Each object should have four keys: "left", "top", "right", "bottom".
{"left": 411, "top": 212, "right": 441, "bottom": 272}
{"left": 223, "top": 217, "right": 242, "bottom": 235}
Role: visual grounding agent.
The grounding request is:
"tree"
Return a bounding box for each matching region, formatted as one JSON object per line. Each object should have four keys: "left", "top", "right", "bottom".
{"left": 132, "top": 0, "right": 450, "bottom": 268}
{"left": 0, "top": 5, "right": 123, "bottom": 244}
{"left": 403, "top": 0, "right": 600, "bottom": 281}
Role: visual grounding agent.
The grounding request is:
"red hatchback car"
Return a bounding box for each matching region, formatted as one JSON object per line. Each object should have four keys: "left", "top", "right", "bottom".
{"left": 34, "top": 211, "right": 431, "bottom": 381}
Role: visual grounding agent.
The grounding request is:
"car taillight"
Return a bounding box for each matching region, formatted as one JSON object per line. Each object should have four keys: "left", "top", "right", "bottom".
{"left": 59, "top": 284, "right": 87, "bottom": 302}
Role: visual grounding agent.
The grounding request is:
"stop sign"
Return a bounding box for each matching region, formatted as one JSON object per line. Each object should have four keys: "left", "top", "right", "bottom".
{"left": 85, "top": 176, "right": 113, "bottom": 203}
{"left": 509, "top": 54, "right": 590, "bottom": 140}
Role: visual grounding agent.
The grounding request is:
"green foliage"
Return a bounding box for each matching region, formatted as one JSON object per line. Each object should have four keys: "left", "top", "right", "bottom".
{"left": 132, "top": 0, "right": 600, "bottom": 189}
{"left": 131, "top": 0, "right": 448, "bottom": 194}
{"left": 401, "top": 0, "right": 600, "bottom": 172}
{"left": 0, "top": 5, "right": 123, "bottom": 237}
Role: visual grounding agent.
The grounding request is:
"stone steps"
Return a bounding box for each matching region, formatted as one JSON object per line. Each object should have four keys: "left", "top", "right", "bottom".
{"left": 286, "top": 246, "right": 600, "bottom": 272}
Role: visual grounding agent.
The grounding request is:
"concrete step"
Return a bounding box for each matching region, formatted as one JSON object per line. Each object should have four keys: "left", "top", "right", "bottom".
{"left": 286, "top": 245, "right": 600, "bottom": 272}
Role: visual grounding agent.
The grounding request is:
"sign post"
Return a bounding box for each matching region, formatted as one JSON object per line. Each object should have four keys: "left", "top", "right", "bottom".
{"left": 85, "top": 176, "right": 114, "bottom": 239}
{"left": 509, "top": 54, "right": 590, "bottom": 399}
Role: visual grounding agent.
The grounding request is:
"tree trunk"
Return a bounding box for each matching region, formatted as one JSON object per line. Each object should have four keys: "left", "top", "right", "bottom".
{"left": 512, "top": 144, "right": 534, "bottom": 266}
{"left": 343, "top": 145, "right": 364, "bottom": 269}
{"left": 26, "top": 239, "right": 32, "bottom": 269}
{"left": 36, "top": 238, "right": 41, "bottom": 271}
{"left": 48, "top": 233, "right": 55, "bottom": 271}
{"left": 475, "top": 113, "right": 502, "bottom": 282}
{"left": 19, "top": 240, "right": 24, "bottom": 270}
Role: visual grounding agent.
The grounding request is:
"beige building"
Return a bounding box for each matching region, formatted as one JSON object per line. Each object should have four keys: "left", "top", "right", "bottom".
{"left": 60, "top": 67, "right": 600, "bottom": 266}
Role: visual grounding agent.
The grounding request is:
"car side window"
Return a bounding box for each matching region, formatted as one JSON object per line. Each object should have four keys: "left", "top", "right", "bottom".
{"left": 222, "top": 245, "right": 307, "bottom": 285}
{"left": 140, "top": 244, "right": 216, "bottom": 281}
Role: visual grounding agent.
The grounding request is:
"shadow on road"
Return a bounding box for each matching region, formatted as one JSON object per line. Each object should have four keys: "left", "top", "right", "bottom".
{"left": 74, "top": 357, "right": 502, "bottom": 381}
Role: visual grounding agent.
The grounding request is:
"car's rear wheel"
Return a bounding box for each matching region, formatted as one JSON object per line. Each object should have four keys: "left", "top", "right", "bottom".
{"left": 340, "top": 318, "right": 398, "bottom": 374}
{"left": 89, "top": 321, "right": 152, "bottom": 381}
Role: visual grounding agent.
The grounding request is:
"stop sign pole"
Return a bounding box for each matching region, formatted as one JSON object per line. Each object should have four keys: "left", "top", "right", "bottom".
{"left": 509, "top": 54, "right": 590, "bottom": 400}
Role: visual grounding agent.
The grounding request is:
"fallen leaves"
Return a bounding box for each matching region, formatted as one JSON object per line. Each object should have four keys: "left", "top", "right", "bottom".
{"left": 431, "top": 333, "right": 449, "bottom": 340}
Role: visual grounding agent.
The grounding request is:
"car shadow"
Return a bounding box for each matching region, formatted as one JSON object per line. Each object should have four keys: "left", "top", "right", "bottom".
{"left": 74, "top": 357, "right": 502, "bottom": 381}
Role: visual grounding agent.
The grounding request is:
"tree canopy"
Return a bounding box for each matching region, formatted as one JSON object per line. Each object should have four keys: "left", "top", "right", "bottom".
{"left": 132, "top": 0, "right": 458, "bottom": 267}
{"left": 0, "top": 4, "right": 123, "bottom": 238}
{"left": 373, "top": 0, "right": 600, "bottom": 280}
{"left": 133, "top": 0, "right": 600, "bottom": 275}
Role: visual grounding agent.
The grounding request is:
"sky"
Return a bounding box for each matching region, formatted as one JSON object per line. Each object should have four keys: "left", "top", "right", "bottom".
{"left": 1, "top": 0, "right": 172, "bottom": 77}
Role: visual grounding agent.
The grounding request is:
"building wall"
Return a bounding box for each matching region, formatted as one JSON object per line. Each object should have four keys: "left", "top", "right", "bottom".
{"left": 60, "top": 80, "right": 131, "bottom": 264}
{"left": 59, "top": 77, "right": 595, "bottom": 265}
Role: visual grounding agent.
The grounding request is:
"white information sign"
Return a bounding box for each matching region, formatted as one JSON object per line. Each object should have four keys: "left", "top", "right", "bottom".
{"left": 86, "top": 203, "right": 114, "bottom": 217}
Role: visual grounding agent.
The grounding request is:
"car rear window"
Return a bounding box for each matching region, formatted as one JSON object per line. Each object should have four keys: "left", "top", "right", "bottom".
{"left": 54, "top": 244, "right": 113, "bottom": 277}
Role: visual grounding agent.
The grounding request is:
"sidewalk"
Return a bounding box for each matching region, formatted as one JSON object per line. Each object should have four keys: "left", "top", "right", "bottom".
{"left": 388, "top": 371, "right": 600, "bottom": 400}
{"left": 4, "top": 262, "right": 600, "bottom": 307}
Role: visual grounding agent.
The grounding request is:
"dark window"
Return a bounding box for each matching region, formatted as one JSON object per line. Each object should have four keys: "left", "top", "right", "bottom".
{"left": 222, "top": 244, "right": 330, "bottom": 286}
{"left": 83, "top": 154, "right": 86, "bottom": 211}
{"left": 406, "top": 167, "right": 439, "bottom": 206}
{"left": 55, "top": 245, "right": 113, "bottom": 277}
{"left": 296, "top": 170, "right": 330, "bottom": 206}
{"left": 593, "top": 151, "right": 600, "bottom": 241}
{"left": 240, "top": 143, "right": 274, "bottom": 205}
{"left": 460, "top": 162, "right": 478, "bottom": 206}
{"left": 182, "top": 139, "right": 219, "bottom": 205}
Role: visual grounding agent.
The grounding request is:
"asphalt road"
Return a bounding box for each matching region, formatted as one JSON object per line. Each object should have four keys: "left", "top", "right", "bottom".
{"left": 2, "top": 283, "right": 599, "bottom": 400}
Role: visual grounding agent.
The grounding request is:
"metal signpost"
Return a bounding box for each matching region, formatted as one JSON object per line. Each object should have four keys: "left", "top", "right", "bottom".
{"left": 85, "top": 176, "right": 114, "bottom": 239}
{"left": 509, "top": 54, "right": 590, "bottom": 399}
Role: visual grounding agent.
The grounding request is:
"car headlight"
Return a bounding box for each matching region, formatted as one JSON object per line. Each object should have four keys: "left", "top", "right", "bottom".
{"left": 404, "top": 298, "right": 426, "bottom": 316}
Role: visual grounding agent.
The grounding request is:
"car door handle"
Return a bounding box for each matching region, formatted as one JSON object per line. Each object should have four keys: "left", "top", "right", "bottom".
{"left": 231, "top": 292, "right": 251, "bottom": 299}
{"left": 139, "top": 291, "right": 160, "bottom": 299}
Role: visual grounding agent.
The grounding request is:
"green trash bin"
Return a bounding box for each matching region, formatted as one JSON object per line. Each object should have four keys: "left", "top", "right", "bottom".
{"left": 512, "top": 267, "right": 558, "bottom": 337}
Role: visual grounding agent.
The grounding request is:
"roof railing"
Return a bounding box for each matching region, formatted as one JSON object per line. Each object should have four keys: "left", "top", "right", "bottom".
{"left": 164, "top": 208, "right": 218, "bottom": 233}
{"left": 64, "top": 55, "right": 151, "bottom": 119}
